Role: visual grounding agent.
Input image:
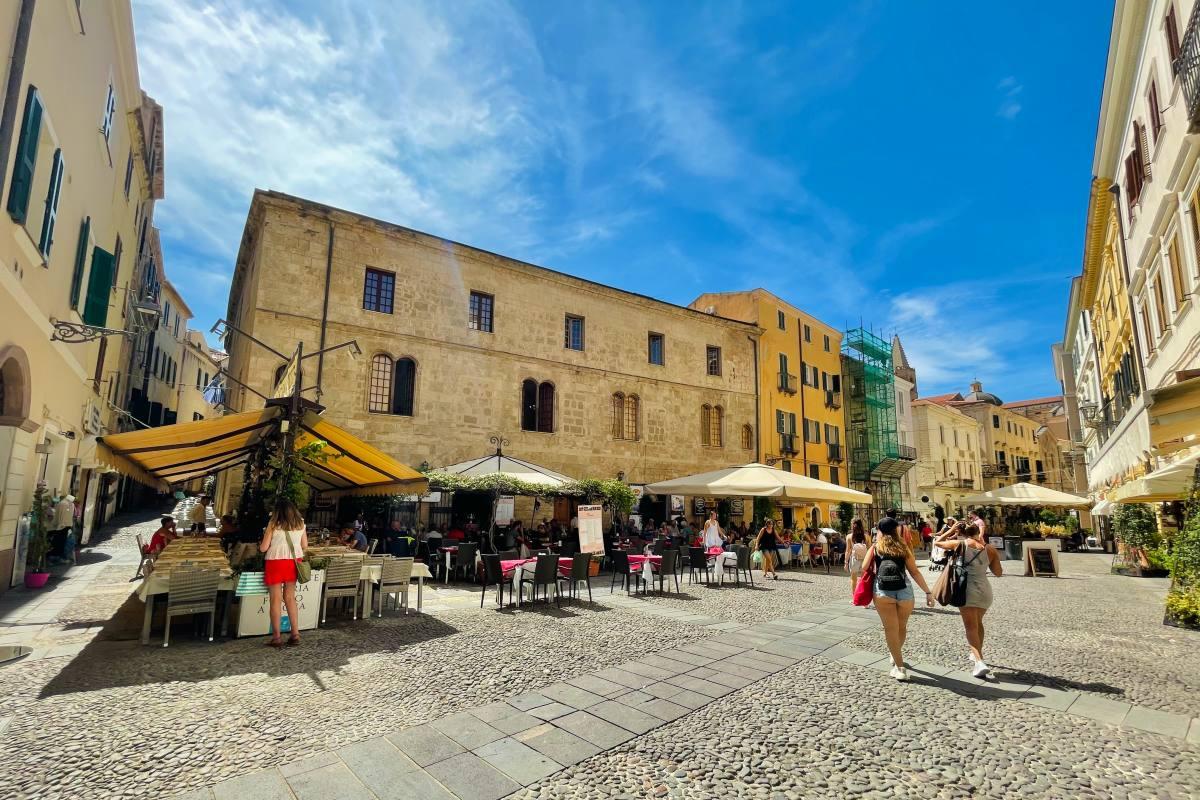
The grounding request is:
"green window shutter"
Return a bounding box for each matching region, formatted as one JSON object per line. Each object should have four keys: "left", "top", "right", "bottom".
{"left": 38, "top": 148, "right": 64, "bottom": 257}
{"left": 6, "top": 88, "right": 43, "bottom": 223}
{"left": 69, "top": 216, "right": 91, "bottom": 309}
{"left": 82, "top": 246, "right": 115, "bottom": 327}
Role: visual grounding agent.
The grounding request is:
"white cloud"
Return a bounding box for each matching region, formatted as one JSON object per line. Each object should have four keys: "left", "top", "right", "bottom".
{"left": 996, "top": 76, "right": 1023, "bottom": 120}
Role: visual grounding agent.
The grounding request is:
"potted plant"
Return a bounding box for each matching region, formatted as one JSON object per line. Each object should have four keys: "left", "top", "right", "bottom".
{"left": 1112, "top": 502, "right": 1161, "bottom": 577}
{"left": 24, "top": 482, "right": 52, "bottom": 589}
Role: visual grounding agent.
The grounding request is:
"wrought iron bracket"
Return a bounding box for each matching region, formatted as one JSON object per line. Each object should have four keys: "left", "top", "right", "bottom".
{"left": 49, "top": 318, "right": 137, "bottom": 344}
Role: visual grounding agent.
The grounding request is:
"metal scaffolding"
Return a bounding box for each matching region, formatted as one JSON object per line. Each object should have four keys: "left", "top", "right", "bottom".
{"left": 842, "top": 327, "right": 913, "bottom": 515}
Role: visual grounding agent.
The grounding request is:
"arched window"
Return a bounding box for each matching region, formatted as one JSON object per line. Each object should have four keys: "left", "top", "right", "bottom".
{"left": 710, "top": 405, "right": 724, "bottom": 447}
{"left": 611, "top": 393, "right": 625, "bottom": 439}
{"left": 522, "top": 379, "right": 554, "bottom": 432}
{"left": 741, "top": 423, "right": 753, "bottom": 450}
{"left": 394, "top": 357, "right": 416, "bottom": 416}
{"left": 368, "top": 354, "right": 393, "bottom": 412}
{"left": 701, "top": 404, "right": 712, "bottom": 446}
{"left": 367, "top": 354, "right": 416, "bottom": 416}
{"left": 624, "top": 394, "right": 639, "bottom": 441}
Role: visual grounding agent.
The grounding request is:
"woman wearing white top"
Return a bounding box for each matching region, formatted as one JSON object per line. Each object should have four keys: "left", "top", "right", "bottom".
{"left": 701, "top": 511, "right": 725, "bottom": 550}
{"left": 259, "top": 498, "right": 308, "bottom": 648}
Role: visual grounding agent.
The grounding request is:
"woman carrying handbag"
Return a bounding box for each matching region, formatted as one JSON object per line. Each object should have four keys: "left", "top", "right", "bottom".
{"left": 858, "top": 517, "right": 935, "bottom": 681}
{"left": 933, "top": 522, "right": 1002, "bottom": 678}
{"left": 259, "top": 498, "right": 309, "bottom": 648}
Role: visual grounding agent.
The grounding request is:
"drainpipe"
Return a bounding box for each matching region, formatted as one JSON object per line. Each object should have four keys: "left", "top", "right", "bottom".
{"left": 796, "top": 325, "right": 808, "bottom": 474}
{"left": 748, "top": 335, "right": 760, "bottom": 462}
{"left": 315, "top": 223, "right": 334, "bottom": 401}
{"left": 0, "top": 0, "right": 36, "bottom": 206}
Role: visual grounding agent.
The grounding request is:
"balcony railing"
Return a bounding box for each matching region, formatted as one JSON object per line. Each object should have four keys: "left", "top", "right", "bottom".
{"left": 825, "top": 389, "right": 841, "bottom": 409}
{"left": 778, "top": 372, "right": 797, "bottom": 394}
{"left": 1036, "top": 472, "right": 1047, "bottom": 484}
{"left": 897, "top": 444, "right": 917, "bottom": 461}
{"left": 779, "top": 433, "right": 798, "bottom": 455}
{"left": 935, "top": 478, "right": 974, "bottom": 489}
{"left": 1177, "top": 2, "right": 1200, "bottom": 131}
{"left": 827, "top": 443, "right": 843, "bottom": 462}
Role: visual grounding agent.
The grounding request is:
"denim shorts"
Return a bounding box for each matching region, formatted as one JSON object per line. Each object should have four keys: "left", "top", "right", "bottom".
{"left": 874, "top": 581, "right": 914, "bottom": 602}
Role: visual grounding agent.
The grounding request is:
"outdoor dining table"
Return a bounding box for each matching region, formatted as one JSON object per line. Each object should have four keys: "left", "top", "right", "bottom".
{"left": 504, "top": 557, "right": 574, "bottom": 606}
{"left": 307, "top": 546, "right": 433, "bottom": 614}
{"left": 626, "top": 554, "right": 662, "bottom": 585}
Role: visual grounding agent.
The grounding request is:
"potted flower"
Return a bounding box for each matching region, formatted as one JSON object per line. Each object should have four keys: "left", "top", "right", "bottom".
{"left": 24, "top": 483, "right": 52, "bottom": 589}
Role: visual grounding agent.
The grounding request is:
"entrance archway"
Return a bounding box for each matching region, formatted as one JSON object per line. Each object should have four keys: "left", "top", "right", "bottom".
{"left": 0, "top": 345, "right": 35, "bottom": 432}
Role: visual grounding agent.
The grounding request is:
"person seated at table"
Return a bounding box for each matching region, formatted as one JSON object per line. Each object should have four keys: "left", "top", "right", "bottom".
{"left": 340, "top": 522, "right": 369, "bottom": 552}
{"left": 218, "top": 514, "right": 240, "bottom": 551}
{"left": 146, "top": 516, "right": 176, "bottom": 555}
{"left": 446, "top": 523, "right": 466, "bottom": 542}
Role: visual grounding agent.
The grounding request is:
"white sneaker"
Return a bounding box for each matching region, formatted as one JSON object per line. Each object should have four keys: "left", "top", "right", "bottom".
{"left": 889, "top": 665, "right": 909, "bottom": 681}
{"left": 972, "top": 660, "right": 992, "bottom": 679}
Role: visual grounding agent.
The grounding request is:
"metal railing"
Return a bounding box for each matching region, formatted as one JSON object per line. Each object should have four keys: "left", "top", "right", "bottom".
{"left": 779, "top": 433, "right": 798, "bottom": 454}
{"left": 825, "top": 389, "right": 841, "bottom": 409}
{"left": 897, "top": 444, "right": 917, "bottom": 460}
{"left": 778, "top": 372, "right": 797, "bottom": 394}
{"left": 935, "top": 478, "right": 974, "bottom": 489}
{"left": 827, "top": 443, "right": 843, "bottom": 462}
{"left": 1177, "top": 2, "right": 1200, "bottom": 131}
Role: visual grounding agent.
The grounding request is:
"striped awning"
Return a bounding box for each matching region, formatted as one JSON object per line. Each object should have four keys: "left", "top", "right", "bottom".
{"left": 98, "top": 408, "right": 426, "bottom": 497}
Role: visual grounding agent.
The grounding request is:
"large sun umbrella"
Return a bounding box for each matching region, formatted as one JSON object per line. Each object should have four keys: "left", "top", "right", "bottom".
{"left": 437, "top": 452, "right": 575, "bottom": 487}
{"left": 645, "top": 463, "right": 872, "bottom": 504}
{"left": 959, "top": 482, "right": 1092, "bottom": 508}
{"left": 1110, "top": 449, "right": 1199, "bottom": 503}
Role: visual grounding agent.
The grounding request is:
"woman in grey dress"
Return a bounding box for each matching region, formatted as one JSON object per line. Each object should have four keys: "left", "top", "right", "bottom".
{"left": 934, "top": 522, "right": 1002, "bottom": 678}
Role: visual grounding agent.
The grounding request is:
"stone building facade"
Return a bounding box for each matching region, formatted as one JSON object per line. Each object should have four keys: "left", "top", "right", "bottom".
{"left": 221, "top": 191, "right": 760, "bottom": 516}
{"left": 911, "top": 398, "right": 984, "bottom": 516}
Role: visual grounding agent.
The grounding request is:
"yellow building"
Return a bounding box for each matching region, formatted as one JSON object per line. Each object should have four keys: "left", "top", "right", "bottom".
{"left": 689, "top": 289, "right": 845, "bottom": 528}
{"left": 912, "top": 397, "right": 983, "bottom": 515}
{"left": 0, "top": 1, "right": 164, "bottom": 585}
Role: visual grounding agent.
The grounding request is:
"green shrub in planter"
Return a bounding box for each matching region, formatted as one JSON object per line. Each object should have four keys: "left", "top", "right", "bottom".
{"left": 1113, "top": 503, "right": 1159, "bottom": 566}
{"left": 1165, "top": 586, "right": 1200, "bottom": 628}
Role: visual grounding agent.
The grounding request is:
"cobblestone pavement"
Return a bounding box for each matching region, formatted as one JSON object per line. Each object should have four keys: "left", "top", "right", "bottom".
{"left": 1, "top": 516, "right": 1197, "bottom": 800}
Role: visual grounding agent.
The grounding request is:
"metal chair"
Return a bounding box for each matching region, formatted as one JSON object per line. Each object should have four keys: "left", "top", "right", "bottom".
{"left": 651, "top": 539, "right": 666, "bottom": 556}
{"left": 653, "top": 549, "right": 681, "bottom": 594}
{"left": 321, "top": 557, "right": 364, "bottom": 623}
{"left": 453, "top": 542, "right": 478, "bottom": 582}
{"left": 162, "top": 569, "right": 220, "bottom": 647}
{"left": 519, "top": 554, "right": 561, "bottom": 605}
{"left": 134, "top": 534, "right": 155, "bottom": 580}
{"left": 480, "top": 554, "right": 510, "bottom": 608}
{"left": 376, "top": 557, "right": 413, "bottom": 615}
{"left": 557, "top": 554, "right": 592, "bottom": 603}
{"left": 723, "top": 545, "right": 754, "bottom": 586}
{"left": 687, "top": 547, "right": 713, "bottom": 585}
{"left": 367, "top": 538, "right": 380, "bottom": 555}
{"left": 609, "top": 551, "right": 640, "bottom": 595}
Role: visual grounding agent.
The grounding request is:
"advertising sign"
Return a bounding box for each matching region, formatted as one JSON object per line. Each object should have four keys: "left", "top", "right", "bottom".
{"left": 670, "top": 495, "right": 684, "bottom": 515}
{"left": 578, "top": 504, "right": 605, "bottom": 554}
{"left": 693, "top": 497, "right": 707, "bottom": 516}
{"left": 495, "top": 496, "right": 515, "bottom": 526}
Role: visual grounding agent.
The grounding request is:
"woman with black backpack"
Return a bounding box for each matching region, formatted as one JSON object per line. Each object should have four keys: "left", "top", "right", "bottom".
{"left": 933, "top": 522, "right": 1003, "bottom": 679}
{"left": 865, "top": 517, "right": 934, "bottom": 681}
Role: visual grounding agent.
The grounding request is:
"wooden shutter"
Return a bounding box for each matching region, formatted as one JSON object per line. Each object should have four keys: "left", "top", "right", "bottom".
{"left": 1149, "top": 81, "right": 1163, "bottom": 142}
{"left": 1167, "top": 5, "right": 1182, "bottom": 68}
{"left": 93, "top": 337, "right": 107, "bottom": 394}
{"left": 776, "top": 409, "right": 785, "bottom": 433}
{"left": 521, "top": 380, "right": 537, "bottom": 431}
{"left": 38, "top": 149, "right": 64, "bottom": 256}
{"left": 537, "top": 382, "right": 554, "bottom": 432}
{"left": 70, "top": 216, "right": 91, "bottom": 309}
{"left": 6, "top": 88, "right": 42, "bottom": 223}
{"left": 393, "top": 357, "right": 415, "bottom": 416}
{"left": 82, "top": 246, "right": 115, "bottom": 327}
{"left": 1137, "top": 122, "right": 1152, "bottom": 182}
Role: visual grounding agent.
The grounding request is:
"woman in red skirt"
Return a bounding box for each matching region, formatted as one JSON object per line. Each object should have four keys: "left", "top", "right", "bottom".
{"left": 259, "top": 498, "right": 308, "bottom": 647}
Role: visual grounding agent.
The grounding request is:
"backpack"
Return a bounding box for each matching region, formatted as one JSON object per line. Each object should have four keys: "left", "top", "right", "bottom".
{"left": 877, "top": 553, "right": 907, "bottom": 591}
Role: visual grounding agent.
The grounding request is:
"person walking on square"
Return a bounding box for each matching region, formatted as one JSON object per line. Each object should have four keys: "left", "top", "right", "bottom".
{"left": 846, "top": 518, "right": 869, "bottom": 599}
{"left": 260, "top": 498, "right": 308, "bottom": 648}
{"left": 865, "top": 516, "right": 934, "bottom": 681}
{"left": 754, "top": 518, "right": 780, "bottom": 580}
{"left": 934, "top": 521, "right": 1002, "bottom": 678}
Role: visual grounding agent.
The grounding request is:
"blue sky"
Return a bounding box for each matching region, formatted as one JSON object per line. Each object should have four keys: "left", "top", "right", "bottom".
{"left": 131, "top": 0, "right": 1112, "bottom": 400}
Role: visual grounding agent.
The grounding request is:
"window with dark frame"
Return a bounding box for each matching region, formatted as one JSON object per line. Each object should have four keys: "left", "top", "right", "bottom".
{"left": 362, "top": 267, "right": 395, "bottom": 313}
{"left": 469, "top": 291, "right": 494, "bottom": 332}
{"left": 803, "top": 324, "right": 811, "bottom": 343}
{"left": 808, "top": 464, "right": 820, "bottom": 480}
{"left": 522, "top": 379, "right": 555, "bottom": 433}
{"left": 777, "top": 309, "right": 786, "bottom": 330}
{"left": 1149, "top": 80, "right": 1164, "bottom": 143}
{"left": 706, "top": 345, "right": 722, "bottom": 376}
{"left": 124, "top": 149, "right": 134, "bottom": 199}
{"left": 1166, "top": 5, "right": 1182, "bottom": 71}
{"left": 823, "top": 334, "right": 831, "bottom": 352}
{"left": 829, "top": 466, "right": 840, "bottom": 485}
{"left": 564, "top": 315, "right": 585, "bottom": 350}
{"left": 648, "top": 332, "right": 664, "bottom": 365}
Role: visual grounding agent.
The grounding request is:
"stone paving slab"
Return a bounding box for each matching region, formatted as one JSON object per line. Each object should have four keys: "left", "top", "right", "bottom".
{"left": 1019, "top": 685, "right": 1083, "bottom": 712}
{"left": 425, "top": 752, "right": 521, "bottom": 800}
{"left": 1122, "top": 705, "right": 1190, "bottom": 738}
{"left": 1188, "top": 717, "right": 1200, "bottom": 746}
{"left": 564, "top": 673, "right": 626, "bottom": 697}
{"left": 473, "top": 737, "right": 562, "bottom": 785}
{"left": 211, "top": 769, "right": 294, "bottom": 800}
{"left": 551, "top": 710, "right": 636, "bottom": 748}
{"left": 432, "top": 712, "right": 506, "bottom": 750}
{"left": 514, "top": 723, "right": 602, "bottom": 766}
{"left": 289, "top": 761, "right": 375, "bottom": 800}
{"left": 538, "top": 682, "right": 605, "bottom": 710}
{"left": 387, "top": 725, "right": 466, "bottom": 767}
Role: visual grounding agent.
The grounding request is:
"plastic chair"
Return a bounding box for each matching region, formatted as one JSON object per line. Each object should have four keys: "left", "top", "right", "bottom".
{"left": 453, "top": 542, "right": 478, "bottom": 582}
{"left": 321, "top": 557, "right": 364, "bottom": 623}
{"left": 520, "top": 554, "right": 561, "bottom": 605}
{"left": 376, "top": 557, "right": 413, "bottom": 615}
{"left": 135, "top": 534, "right": 155, "bottom": 580}
{"left": 654, "top": 550, "right": 681, "bottom": 594}
{"left": 557, "top": 554, "right": 592, "bottom": 603}
{"left": 723, "top": 545, "right": 755, "bottom": 586}
{"left": 688, "top": 547, "right": 713, "bottom": 585}
{"left": 163, "top": 569, "right": 220, "bottom": 647}
{"left": 609, "top": 551, "right": 641, "bottom": 595}
{"left": 480, "top": 554, "right": 510, "bottom": 608}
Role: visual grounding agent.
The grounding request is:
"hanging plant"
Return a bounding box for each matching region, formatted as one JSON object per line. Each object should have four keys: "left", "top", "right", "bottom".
{"left": 422, "top": 472, "right": 634, "bottom": 515}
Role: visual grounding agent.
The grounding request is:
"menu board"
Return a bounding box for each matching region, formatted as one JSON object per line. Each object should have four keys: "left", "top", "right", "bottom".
{"left": 730, "top": 498, "right": 745, "bottom": 516}
{"left": 1027, "top": 546, "right": 1058, "bottom": 577}
{"left": 495, "top": 496, "right": 515, "bottom": 526}
{"left": 578, "top": 505, "right": 605, "bottom": 554}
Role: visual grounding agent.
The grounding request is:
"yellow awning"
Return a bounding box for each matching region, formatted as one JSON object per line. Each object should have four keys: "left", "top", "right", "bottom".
{"left": 1147, "top": 375, "right": 1200, "bottom": 453}
{"left": 98, "top": 408, "right": 427, "bottom": 498}
{"left": 1112, "top": 449, "right": 1199, "bottom": 503}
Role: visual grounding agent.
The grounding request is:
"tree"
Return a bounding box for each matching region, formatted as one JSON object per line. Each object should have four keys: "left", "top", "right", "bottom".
{"left": 26, "top": 482, "right": 52, "bottom": 574}
{"left": 836, "top": 502, "right": 854, "bottom": 535}
{"left": 1112, "top": 503, "right": 1159, "bottom": 567}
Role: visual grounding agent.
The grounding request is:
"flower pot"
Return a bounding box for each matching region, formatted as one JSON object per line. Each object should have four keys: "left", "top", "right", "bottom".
{"left": 24, "top": 571, "right": 50, "bottom": 589}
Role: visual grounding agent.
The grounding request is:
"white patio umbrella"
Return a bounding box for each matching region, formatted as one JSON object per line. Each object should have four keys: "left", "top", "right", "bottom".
{"left": 645, "top": 463, "right": 872, "bottom": 504}
{"left": 437, "top": 452, "right": 575, "bottom": 487}
{"left": 1110, "top": 449, "right": 1200, "bottom": 503}
{"left": 959, "top": 482, "right": 1092, "bottom": 509}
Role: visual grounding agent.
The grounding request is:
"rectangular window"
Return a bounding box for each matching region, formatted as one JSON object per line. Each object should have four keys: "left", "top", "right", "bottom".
{"left": 362, "top": 267, "right": 395, "bottom": 313}
{"left": 823, "top": 334, "right": 830, "bottom": 352}
{"left": 69, "top": 216, "right": 91, "bottom": 309}
{"left": 803, "top": 418, "right": 821, "bottom": 444}
{"left": 564, "top": 315, "right": 585, "bottom": 350}
{"left": 1166, "top": 5, "right": 1182, "bottom": 70}
{"left": 829, "top": 466, "right": 839, "bottom": 485}
{"left": 992, "top": 414, "right": 1000, "bottom": 429}
{"left": 100, "top": 82, "right": 117, "bottom": 143}
{"left": 82, "top": 246, "right": 115, "bottom": 327}
{"left": 706, "top": 345, "right": 722, "bottom": 376}
{"left": 468, "top": 290, "right": 494, "bottom": 332}
{"left": 1149, "top": 80, "right": 1164, "bottom": 142}
{"left": 38, "top": 149, "right": 65, "bottom": 258}
{"left": 803, "top": 324, "right": 811, "bottom": 343}
{"left": 1167, "top": 234, "right": 1187, "bottom": 311}
{"left": 123, "top": 149, "right": 134, "bottom": 199}
{"left": 648, "top": 332, "right": 664, "bottom": 365}
{"left": 7, "top": 88, "right": 43, "bottom": 224}
{"left": 196, "top": 368, "right": 202, "bottom": 388}
{"left": 808, "top": 464, "right": 820, "bottom": 480}
{"left": 777, "top": 310, "right": 786, "bottom": 330}
{"left": 1153, "top": 278, "right": 1168, "bottom": 337}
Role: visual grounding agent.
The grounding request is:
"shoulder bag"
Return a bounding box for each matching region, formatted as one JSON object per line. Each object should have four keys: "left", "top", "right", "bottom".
{"left": 852, "top": 553, "right": 877, "bottom": 607}
{"left": 933, "top": 541, "right": 968, "bottom": 607}
{"left": 282, "top": 526, "right": 311, "bottom": 584}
